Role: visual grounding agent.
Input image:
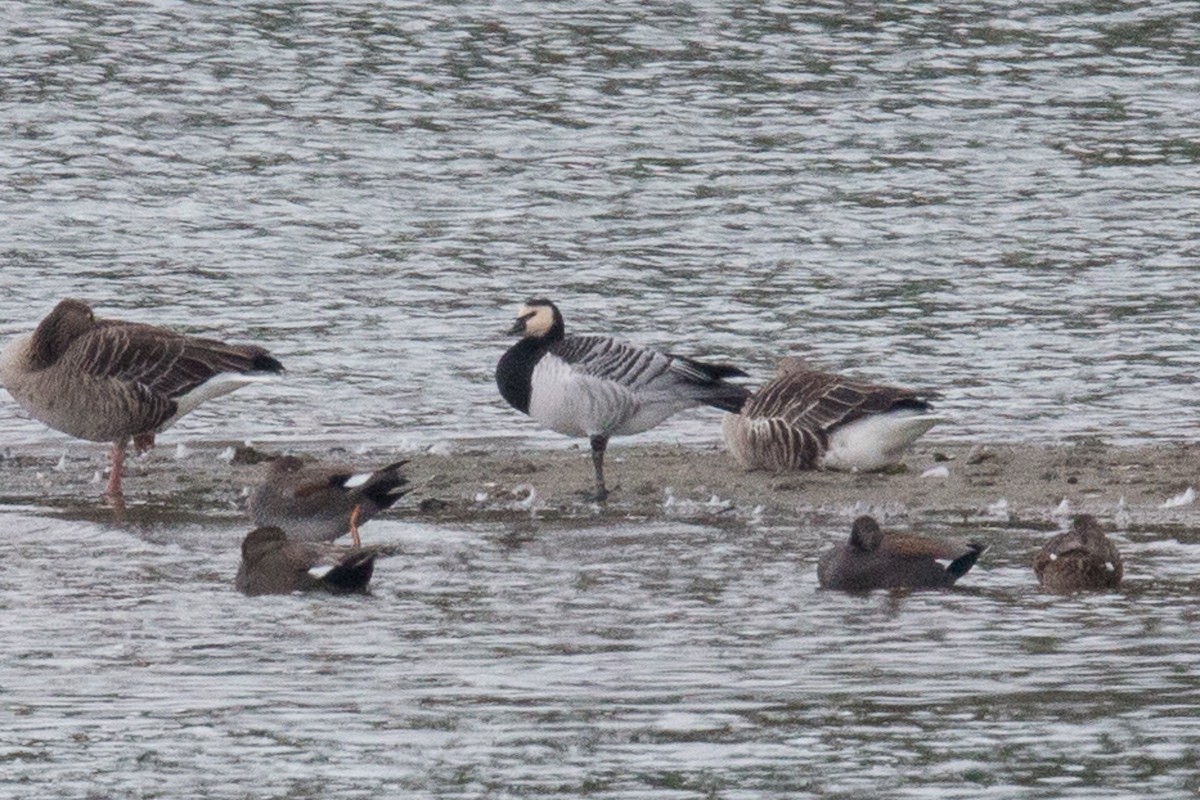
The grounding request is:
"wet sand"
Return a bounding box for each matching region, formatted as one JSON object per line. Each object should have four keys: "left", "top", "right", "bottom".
{"left": 3, "top": 438, "right": 1200, "bottom": 532}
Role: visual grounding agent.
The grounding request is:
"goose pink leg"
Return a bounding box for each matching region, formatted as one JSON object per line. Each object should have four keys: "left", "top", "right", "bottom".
{"left": 104, "top": 439, "right": 127, "bottom": 499}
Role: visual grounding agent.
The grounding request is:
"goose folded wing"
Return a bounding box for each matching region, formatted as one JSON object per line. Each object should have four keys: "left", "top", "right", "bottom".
{"left": 750, "top": 371, "right": 923, "bottom": 433}
{"left": 71, "top": 321, "right": 277, "bottom": 401}
{"left": 552, "top": 335, "right": 742, "bottom": 396}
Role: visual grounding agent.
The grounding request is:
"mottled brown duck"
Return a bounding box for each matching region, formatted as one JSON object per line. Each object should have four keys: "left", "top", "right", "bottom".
{"left": 1034, "top": 514, "right": 1123, "bottom": 593}
{"left": 248, "top": 456, "right": 409, "bottom": 547}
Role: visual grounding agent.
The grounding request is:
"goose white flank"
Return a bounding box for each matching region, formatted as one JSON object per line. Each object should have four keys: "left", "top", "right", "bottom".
{"left": 495, "top": 298, "right": 748, "bottom": 501}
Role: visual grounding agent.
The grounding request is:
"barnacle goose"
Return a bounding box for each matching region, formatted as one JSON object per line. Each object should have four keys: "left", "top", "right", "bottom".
{"left": 722, "top": 356, "right": 939, "bottom": 472}
{"left": 495, "top": 298, "right": 749, "bottom": 501}
{"left": 0, "top": 298, "right": 283, "bottom": 501}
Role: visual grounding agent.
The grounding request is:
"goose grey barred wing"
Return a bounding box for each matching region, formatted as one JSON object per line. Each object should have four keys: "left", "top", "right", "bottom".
{"left": 70, "top": 321, "right": 283, "bottom": 401}
{"left": 551, "top": 335, "right": 748, "bottom": 409}
{"left": 748, "top": 370, "right": 927, "bottom": 434}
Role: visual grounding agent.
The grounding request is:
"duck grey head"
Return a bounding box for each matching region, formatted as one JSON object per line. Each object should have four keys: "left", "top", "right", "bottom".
{"left": 241, "top": 525, "right": 288, "bottom": 560}
{"left": 849, "top": 515, "right": 884, "bottom": 552}
{"left": 508, "top": 298, "right": 563, "bottom": 339}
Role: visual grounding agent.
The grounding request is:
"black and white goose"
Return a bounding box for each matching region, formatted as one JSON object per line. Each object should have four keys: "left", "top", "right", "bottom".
{"left": 0, "top": 298, "right": 283, "bottom": 500}
{"left": 495, "top": 299, "right": 749, "bottom": 501}
{"left": 722, "top": 356, "right": 939, "bottom": 472}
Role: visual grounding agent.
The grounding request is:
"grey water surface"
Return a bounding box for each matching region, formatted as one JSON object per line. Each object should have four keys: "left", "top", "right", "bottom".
{"left": 2, "top": 0, "right": 1199, "bottom": 450}
{"left": 4, "top": 511, "right": 1200, "bottom": 798}
{"left": 3, "top": 1, "right": 1200, "bottom": 797}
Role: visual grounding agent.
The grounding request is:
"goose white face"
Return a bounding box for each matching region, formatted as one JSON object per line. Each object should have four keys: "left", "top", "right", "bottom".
{"left": 517, "top": 303, "right": 556, "bottom": 338}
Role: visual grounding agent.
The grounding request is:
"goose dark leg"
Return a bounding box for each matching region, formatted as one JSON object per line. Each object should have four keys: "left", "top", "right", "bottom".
{"left": 588, "top": 435, "right": 609, "bottom": 502}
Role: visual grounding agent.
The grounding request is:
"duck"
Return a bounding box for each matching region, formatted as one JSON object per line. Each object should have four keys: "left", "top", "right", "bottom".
{"left": 0, "top": 298, "right": 283, "bottom": 500}
{"left": 495, "top": 298, "right": 749, "bottom": 501}
{"left": 1033, "top": 514, "right": 1123, "bottom": 593}
{"left": 722, "top": 356, "right": 939, "bottom": 472}
{"left": 234, "top": 526, "right": 378, "bottom": 597}
{"left": 818, "top": 515, "right": 986, "bottom": 591}
{"left": 248, "top": 456, "right": 410, "bottom": 547}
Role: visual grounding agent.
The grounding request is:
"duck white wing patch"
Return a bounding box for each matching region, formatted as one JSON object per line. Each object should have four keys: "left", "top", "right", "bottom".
{"left": 342, "top": 471, "right": 372, "bottom": 489}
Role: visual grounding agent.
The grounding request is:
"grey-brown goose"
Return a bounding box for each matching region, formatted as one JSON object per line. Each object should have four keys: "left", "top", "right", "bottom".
{"left": 248, "top": 456, "right": 410, "bottom": 547}
{"left": 0, "top": 298, "right": 283, "bottom": 499}
{"left": 1033, "top": 514, "right": 1123, "bottom": 593}
{"left": 234, "top": 526, "right": 377, "bottom": 597}
{"left": 495, "top": 298, "right": 749, "bottom": 501}
{"left": 723, "top": 357, "right": 939, "bottom": 472}
{"left": 818, "top": 515, "right": 986, "bottom": 591}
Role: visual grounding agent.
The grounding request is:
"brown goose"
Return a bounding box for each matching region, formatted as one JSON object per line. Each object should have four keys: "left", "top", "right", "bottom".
{"left": 0, "top": 298, "right": 283, "bottom": 499}
{"left": 496, "top": 298, "right": 749, "bottom": 501}
{"left": 818, "top": 515, "right": 986, "bottom": 591}
{"left": 234, "top": 526, "right": 377, "bottom": 597}
{"left": 722, "top": 357, "right": 939, "bottom": 472}
{"left": 248, "top": 456, "right": 410, "bottom": 547}
{"left": 1034, "top": 515, "right": 1123, "bottom": 593}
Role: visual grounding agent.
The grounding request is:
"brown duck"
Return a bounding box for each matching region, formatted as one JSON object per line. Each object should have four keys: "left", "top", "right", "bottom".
{"left": 818, "top": 515, "right": 986, "bottom": 591}
{"left": 0, "top": 298, "right": 283, "bottom": 500}
{"left": 1034, "top": 515, "right": 1123, "bottom": 593}
{"left": 248, "top": 456, "right": 410, "bottom": 547}
{"left": 235, "top": 526, "right": 378, "bottom": 597}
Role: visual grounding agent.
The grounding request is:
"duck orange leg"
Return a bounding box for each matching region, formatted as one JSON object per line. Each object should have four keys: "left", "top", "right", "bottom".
{"left": 349, "top": 504, "right": 362, "bottom": 548}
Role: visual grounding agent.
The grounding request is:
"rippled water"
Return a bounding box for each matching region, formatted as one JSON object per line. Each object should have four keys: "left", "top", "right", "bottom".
{"left": 4, "top": 2, "right": 1200, "bottom": 796}
{"left": 2, "top": 1, "right": 1200, "bottom": 450}
{"left": 3, "top": 510, "right": 1200, "bottom": 798}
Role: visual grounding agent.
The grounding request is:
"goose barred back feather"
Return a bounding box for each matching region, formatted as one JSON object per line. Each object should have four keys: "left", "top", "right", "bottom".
{"left": 724, "top": 358, "right": 936, "bottom": 472}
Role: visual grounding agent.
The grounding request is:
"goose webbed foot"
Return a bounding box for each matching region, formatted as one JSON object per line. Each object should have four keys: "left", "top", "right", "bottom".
{"left": 577, "top": 485, "right": 611, "bottom": 503}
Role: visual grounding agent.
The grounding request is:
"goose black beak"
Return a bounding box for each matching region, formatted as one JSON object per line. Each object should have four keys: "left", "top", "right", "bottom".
{"left": 507, "top": 312, "right": 535, "bottom": 335}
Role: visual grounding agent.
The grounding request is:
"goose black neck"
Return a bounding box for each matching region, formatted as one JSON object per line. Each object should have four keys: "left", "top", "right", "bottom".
{"left": 496, "top": 335, "right": 550, "bottom": 415}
